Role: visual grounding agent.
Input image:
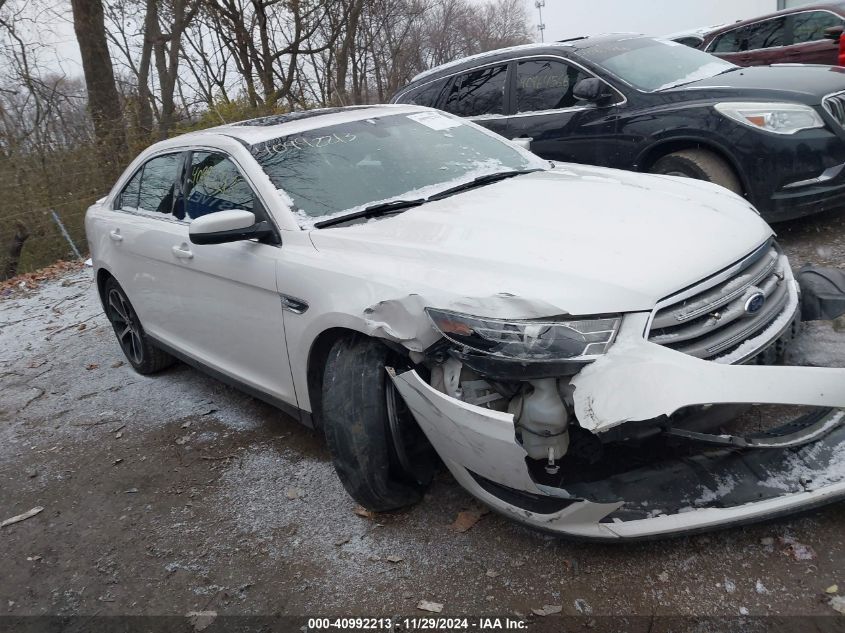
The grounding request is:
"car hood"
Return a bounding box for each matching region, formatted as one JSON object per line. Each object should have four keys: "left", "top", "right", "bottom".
{"left": 308, "top": 166, "right": 773, "bottom": 316}
{"left": 672, "top": 65, "right": 845, "bottom": 104}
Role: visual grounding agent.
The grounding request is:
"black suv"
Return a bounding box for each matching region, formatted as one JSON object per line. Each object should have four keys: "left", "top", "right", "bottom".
{"left": 392, "top": 35, "right": 845, "bottom": 222}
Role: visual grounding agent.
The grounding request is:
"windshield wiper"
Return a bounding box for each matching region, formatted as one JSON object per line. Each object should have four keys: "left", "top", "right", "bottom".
{"left": 313, "top": 169, "right": 540, "bottom": 229}
{"left": 427, "top": 169, "right": 542, "bottom": 202}
{"left": 314, "top": 198, "right": 425, "bottom": 228}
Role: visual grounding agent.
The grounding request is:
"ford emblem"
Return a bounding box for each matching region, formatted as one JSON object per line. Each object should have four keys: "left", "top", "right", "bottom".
{"left": 744, "top": 292, "right": 766, "bottom": 315}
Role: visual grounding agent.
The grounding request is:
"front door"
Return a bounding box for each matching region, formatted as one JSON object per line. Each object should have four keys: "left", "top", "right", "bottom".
{"left": 782, "top": 10, "right": 844, "bottom": 65}
{"left": 506, "top": 58, "right": 622, "bottom": 166}
{"left": 158, "top": 150, "right": 296, "bottom": 406}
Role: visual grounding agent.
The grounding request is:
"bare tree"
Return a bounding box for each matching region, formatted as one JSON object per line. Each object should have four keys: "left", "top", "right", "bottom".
{"left": 70, "top": 0, "right": 128, "bottom": 169}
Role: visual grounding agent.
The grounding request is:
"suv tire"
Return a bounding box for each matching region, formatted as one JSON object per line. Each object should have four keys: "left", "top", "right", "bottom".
{"left": 650, "top": 149, "right": 743, "bottom": 195}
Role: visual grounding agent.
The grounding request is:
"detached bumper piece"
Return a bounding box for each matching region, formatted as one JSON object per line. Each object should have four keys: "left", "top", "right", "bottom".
{"left": 665, "top": 408, "right": 844, "bottom": 449}
{"left": 566, "top": 408, "right": 845, "bottom": 526}
{"left": 389, "top": 357, "right": 845, "bottom": 540}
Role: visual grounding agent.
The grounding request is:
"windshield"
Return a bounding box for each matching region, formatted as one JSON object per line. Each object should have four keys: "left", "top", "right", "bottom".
{"left": 578, "top": 37, "right": 736, "bottom": 92}
{"left": 251, "top": 111, "right": 545, "bottom": 227}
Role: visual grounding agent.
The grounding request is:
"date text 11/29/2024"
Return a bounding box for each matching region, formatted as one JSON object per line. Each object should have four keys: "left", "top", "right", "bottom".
{"left": 306, "top": 617, "right": 528, "bottom": 631}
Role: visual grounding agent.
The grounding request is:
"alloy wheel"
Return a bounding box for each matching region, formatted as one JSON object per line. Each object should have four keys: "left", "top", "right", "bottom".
{"left": 107, "top": 288, "right": 143, "bottom": 366}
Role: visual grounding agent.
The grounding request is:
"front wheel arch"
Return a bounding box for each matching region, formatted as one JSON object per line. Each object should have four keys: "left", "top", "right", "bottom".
{"left": 306, "top": 327, "right": 368, "bottom": 431}
{"left": 320, "top": 333, "right": 436, "bottom": 511}
{"left": 638, "top": 139, "right": 749, "bottom": 196}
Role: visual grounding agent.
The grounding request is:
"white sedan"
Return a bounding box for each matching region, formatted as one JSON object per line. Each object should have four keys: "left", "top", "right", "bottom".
{"left": 86, "top": 104, "right": 845, "bottom": 539}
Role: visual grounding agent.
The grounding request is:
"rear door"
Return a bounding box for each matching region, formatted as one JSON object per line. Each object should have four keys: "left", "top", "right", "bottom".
{"left": 439, "top": 63, "right": 512, "bottom": 138}
{"left": 107, "top": 151, "right": 188, "bottom": 343}
{"left": 782, "top": 10, "right": 843, "bottom": 65}
{"left": 742, "top": 16, "right": 789, "bottom": 65}
{"left": 708, "top": 17, "right": 789, "bottom": 66}
{"left": 505, "top": 57, "right": 623, "bottom": 165}
{"left": 708, "top": 25, "right": 753, "bottom": 65}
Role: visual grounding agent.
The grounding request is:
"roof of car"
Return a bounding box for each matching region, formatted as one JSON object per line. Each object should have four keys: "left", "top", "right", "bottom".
{"left": 157, "top": 104, "right": 424, "bottom": 148}
{"left": 664, "top": 24, "right": 729, "bottom": 41}
{"left": 406, "top": 34, "right": 648, "bottom": 85}
{"left": 704, "top": 1, "right": 845, "bottom": 38}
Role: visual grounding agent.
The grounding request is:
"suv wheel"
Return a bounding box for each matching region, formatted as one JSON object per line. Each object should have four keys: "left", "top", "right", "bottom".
{"left": 103, "top": 277, "right": 175, "bottom": 374}
{"left": 321, "top": 335, "right": 437, "bottom": 511}
{"left": 650, "top": 149, "right": 743, "bottom": 195}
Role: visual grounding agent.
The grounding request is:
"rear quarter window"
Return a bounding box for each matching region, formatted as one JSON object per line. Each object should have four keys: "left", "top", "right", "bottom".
{"left": 396, "top": 78, "right": 448, "bottom": 107}
{"left": 710, "top": 27, "right": 746, "bottom": 53}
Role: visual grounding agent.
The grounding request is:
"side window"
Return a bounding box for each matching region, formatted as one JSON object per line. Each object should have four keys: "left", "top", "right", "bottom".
{"left": 184, "top": 152, "right": 254, "bottom": 221}
{"left": 745, "top": 17, "right": 787, "bottom": 50}
{"left": 792, "top": 11, "right": 844, "bottom": 44}
{"left": 117, "top": 169, "right": 142, "bottom": 210}
{"left": 397, "top": 78, "right": 448, "bottom": 107}
{"left": 515, "top": 59, "right": 591, "bottom": 113}
{"left": 446, "top": 64, "right": 508, "bottom": 117}
{"left": 710, "top": 27, "right": 746, "bottom": 53}
{"left": 137, "top": 153, "right": 183, "bottom": 215}
{"left": 441, "top": 75, "right": 462, "bottom": 114}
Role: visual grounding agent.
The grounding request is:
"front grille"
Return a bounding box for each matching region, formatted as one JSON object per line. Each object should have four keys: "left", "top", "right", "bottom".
{"left": 648, "top": 240, "right": 793, "bottom": 362}
{"left": 823, "top": 91, "right": 845, "bottom": 128}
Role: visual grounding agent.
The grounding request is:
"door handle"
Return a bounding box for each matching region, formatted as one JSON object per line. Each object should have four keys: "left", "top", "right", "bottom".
{"left": 109, "top": 229, "right": 123, "bottom": 242}
{"left": 171, "top": 243, "right": 194, "bottom": 260}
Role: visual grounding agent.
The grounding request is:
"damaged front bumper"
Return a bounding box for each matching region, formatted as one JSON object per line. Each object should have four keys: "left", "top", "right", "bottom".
{"left": 389, "top": 310, "right": 845, "bottom": 540}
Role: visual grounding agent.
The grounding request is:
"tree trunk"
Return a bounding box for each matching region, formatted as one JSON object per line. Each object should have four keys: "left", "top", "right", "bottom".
{"left": 70, "top": 0, "right": 127, "bottom": 177}
{"left": 3, "top": 221, "right": 30, "bottom": 281}
{"left": 136, "top": 0, "right": 158, "bottom": 139}
{"left": 334, "top": 0, "right": 365, "bottom": 105}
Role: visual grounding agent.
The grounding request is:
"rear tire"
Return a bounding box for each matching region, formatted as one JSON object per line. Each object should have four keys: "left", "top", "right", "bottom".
{"left": 103, "top": 277, "right": 175, "bottom": 375}
{"left": 321, "top": 335, "right": 436, "bottom": 512}
{"left": 650, "top": 149, "right": 743, "bottom": 195}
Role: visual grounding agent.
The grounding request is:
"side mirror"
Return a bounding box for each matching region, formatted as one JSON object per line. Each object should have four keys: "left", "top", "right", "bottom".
{"left": 824, "top": 25, "right": 844, "bottom": 41}
{"left": 573, "top": 78, "right": 612, "bottom": 104}
{"left": 189, "top": 210, "right": 274, "bottom": 245}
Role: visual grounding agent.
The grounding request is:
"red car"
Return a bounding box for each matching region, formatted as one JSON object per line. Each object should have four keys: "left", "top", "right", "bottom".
{"left": 681, "top": 3, "right": 845, "bottom": 66}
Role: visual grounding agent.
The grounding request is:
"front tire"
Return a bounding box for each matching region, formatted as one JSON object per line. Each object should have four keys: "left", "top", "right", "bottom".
{"left": 103, "top": 277, "right": 175, "bottom": 375}
{"left": 650, "top": 149, "right": 743, "bottom": 195}
{"left": 321, "top": 336, "right": 436, "bottom": 512}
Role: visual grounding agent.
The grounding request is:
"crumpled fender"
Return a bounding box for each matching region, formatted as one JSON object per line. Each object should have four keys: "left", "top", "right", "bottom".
{"left": 363, "top": 293, "right": 566, "bottom": 352}
{"left": 571, "top": 313, "right": 845, "bottom": 434}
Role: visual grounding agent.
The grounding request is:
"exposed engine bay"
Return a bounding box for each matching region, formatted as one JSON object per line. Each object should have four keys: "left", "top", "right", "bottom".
{"left": 387, "top": 266, "right": 845, "bottom": 539}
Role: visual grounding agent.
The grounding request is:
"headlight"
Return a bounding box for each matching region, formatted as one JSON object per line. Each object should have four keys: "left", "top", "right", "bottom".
{"left": 426, "top": 308, "right": 621, "bottom": 362}
{"left": 714, "top": 102, "right": 825, "bottom": 135}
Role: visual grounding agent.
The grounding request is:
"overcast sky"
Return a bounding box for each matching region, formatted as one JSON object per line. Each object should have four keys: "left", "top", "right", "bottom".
{"left": 516, "top": 0, "right": 780, "bottom": 41}
{"left": 44, "top": 0, "right": 787, "bottom": 76}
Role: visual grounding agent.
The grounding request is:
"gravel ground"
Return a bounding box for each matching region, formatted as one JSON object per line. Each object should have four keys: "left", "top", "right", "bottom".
{"left": 1, "top": 209, "right": 845, "bottom": 625}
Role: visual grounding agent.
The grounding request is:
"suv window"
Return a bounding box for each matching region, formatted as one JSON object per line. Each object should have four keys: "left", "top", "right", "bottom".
{"left": 710, "top": 27, "right": 747, "bottom": 53}
{"left": 444, "top": 64, "right": 508, "bottom": 117}
{"left": 515, "top": 59, "right": 591, "bottom": 112}
{"left": 398, "top": 78, "right": 448, "bottom": 107}
{"left": 792, "top": 11, "right": 844, "bottom": 44}
{"left": 674, "top": 36, "right": 704, "bottom": 49}
{"left": 745, "top": 17, "right": 787, "bottom": 50}
{"left": 137, "top": 153, "right": 183, "bottom": 214}
{"left": 183, "top": 152, "right": 254, "bottom": 221}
